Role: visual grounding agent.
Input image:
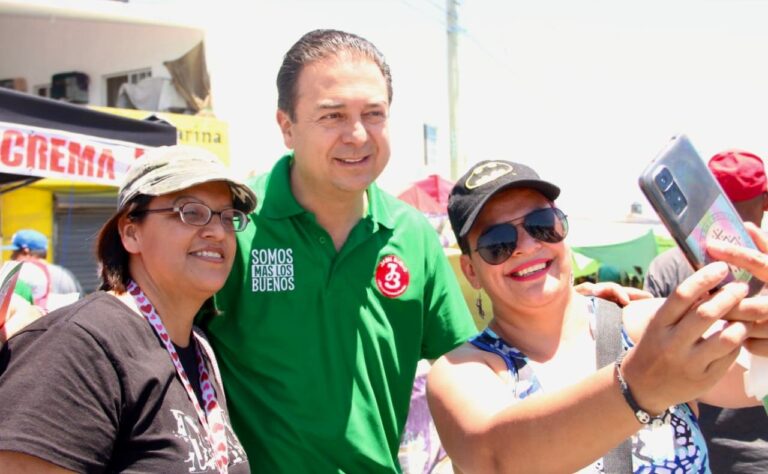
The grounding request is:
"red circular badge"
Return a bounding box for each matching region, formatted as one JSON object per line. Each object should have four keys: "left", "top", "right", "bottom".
{"left": 375, "top": 254, "right": 410, "bottom": 298}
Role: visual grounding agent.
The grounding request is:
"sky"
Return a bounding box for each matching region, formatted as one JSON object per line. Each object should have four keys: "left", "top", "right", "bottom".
{"left": 455, "top": 0, "right": 768, "bottom": 222}
{"left": 142, "top": 0, "right": 768, "bottom": 222}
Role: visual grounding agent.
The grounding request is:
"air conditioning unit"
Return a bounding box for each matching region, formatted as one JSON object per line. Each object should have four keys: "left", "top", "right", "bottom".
{"left": 50, "top": 71, "right": 89, "bottom": 104}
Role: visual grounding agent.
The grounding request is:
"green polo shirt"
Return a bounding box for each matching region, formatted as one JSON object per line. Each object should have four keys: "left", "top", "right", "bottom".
{"left": 204, "top": 154, "right": 475, "bottom": 473}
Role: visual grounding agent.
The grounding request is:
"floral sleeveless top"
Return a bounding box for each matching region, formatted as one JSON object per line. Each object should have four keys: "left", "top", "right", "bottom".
{"left": 469, "top": 299, "right": 710, "bottom": 473}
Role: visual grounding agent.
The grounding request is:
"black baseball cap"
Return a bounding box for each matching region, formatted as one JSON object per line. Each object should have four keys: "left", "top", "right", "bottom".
{"left": 447, "top": 160, "right": 560, "bottom": 253}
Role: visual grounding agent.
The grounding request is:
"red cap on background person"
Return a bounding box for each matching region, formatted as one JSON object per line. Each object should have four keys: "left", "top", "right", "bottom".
{"left": 708, "top": 150, "right": 767, "bottom": 202}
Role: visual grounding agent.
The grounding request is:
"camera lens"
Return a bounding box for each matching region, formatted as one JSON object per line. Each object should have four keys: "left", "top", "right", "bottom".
{"left": 655, "top": 167, "right": 673, "bottom": 191}
{"left": 663, "top": 182, "right": 688, "bottom": 215}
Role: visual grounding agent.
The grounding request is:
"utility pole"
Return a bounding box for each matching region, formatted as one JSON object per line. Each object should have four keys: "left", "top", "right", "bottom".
{"left": 446, "top": 0, "right": 463, "bottom": 180}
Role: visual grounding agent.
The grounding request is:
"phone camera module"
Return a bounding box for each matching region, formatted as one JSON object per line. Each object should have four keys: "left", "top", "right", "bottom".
{"left": 655, "top": 167, "right": 674, "bottom": 191}
{"left": 663, "top": 182, "right": 688, "bottom": 215}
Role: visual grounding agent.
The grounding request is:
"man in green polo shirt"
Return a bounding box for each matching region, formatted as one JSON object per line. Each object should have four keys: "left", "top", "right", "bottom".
{"left": 201, "top": 29, "right": 477, "bottom": 473}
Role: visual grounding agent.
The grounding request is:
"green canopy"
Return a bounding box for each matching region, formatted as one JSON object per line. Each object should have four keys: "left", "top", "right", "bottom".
{"left": 572, "top": 228, "right": 659, "bottom": 279}
{"left": 571, "top": 250, "right": 601, "bottom": 279}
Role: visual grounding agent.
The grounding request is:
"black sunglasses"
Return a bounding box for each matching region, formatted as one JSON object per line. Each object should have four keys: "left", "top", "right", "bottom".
{"left": 474, "top": 207, "right": 568, "bottom": 265}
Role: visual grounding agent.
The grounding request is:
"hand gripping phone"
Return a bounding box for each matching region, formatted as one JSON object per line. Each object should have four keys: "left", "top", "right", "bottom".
{"left": 639, "top": 134, "right": 765, "bottom": 296}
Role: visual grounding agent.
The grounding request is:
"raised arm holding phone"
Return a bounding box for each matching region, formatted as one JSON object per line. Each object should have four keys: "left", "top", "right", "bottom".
{"left": 643, "top": 146, "right": 768, "bottom": 473}
{"left": 427, "top": 160, "right": 768, "bottom": 473}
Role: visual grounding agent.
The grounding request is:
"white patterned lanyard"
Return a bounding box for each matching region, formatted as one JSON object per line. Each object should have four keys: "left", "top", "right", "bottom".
{"left": 127, "top": 281, "right": 229, "bottom": 473}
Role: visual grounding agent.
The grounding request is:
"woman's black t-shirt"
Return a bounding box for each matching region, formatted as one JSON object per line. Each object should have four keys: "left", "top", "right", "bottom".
{"left": 0, "top": 292, "right": 249, "bottom": 473}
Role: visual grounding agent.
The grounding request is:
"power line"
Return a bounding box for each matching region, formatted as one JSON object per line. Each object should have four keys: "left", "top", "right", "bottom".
{"left": 424, "top": 0, "right": 450, "bottom": 18}
{"left": 398, "top": 0, "right": 448, "bottom": 28}
{"left": 396, "top": 1, "right": 514, "bottom": 75}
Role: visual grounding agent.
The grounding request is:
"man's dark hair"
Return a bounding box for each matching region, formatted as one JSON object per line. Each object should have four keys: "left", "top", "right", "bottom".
{"left": 276, "top": 29, "right": 393, "bottom": 121}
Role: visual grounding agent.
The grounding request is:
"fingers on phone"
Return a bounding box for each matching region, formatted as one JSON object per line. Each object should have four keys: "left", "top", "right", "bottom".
{"left": 721, "top": 295, "right": 768, "bottom": 323}
{"left": 656, "top": 262, "right": 731, "bottom": 327}
{"left": 744, "top": 338, "right": 768, "bottom": 357}
{"left": 673, "top": 280, "right": 747, "bottom": 346}
{"left": 745, "top": 222, "right": 768, "bottom": 253}
{"left": 708, "top": 238, "right": 768, "bottom": 282}
{"left": 740, "top": 318, "right": 768, "bottom": 357}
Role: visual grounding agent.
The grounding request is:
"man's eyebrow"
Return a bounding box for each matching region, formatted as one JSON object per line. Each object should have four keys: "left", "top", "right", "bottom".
{"left": 315, "top": 101, "right": 344, "bottom": 110}
{"left": 314, "top": 100, "right": 388, "bottom": 110}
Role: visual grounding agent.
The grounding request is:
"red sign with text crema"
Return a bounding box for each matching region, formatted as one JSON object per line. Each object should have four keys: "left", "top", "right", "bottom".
{"left": 0, "top": 121, "right": 146, "bottom": 186}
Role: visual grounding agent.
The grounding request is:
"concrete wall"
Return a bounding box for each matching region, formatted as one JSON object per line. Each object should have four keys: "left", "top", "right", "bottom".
{"left": 0, "top": 14, "right": 202, "bottom": 105}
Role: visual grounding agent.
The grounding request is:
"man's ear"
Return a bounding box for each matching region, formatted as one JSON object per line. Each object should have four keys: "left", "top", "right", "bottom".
{"left": 118, "top": 214, "right": 141, "bottom": 255}
{"left": 276, "top": 108, "right": 294, "bottom": 149}
{"left": 762, "top": 192, "right": 768, "bottom": 211}
{"left": 459, "top": 253, "right": 482, "bottom": 290}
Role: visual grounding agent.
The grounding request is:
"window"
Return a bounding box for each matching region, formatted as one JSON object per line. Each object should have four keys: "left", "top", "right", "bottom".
{"left": 104, "top": 68, "right": 152, "bottom": 107}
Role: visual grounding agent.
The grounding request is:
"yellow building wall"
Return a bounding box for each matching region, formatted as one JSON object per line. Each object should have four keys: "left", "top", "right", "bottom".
{"left": 1, "top": 186, "right": 54, "bottom": 262}
{"left": 93, "top": 107, "right": 231, "bottom": 165}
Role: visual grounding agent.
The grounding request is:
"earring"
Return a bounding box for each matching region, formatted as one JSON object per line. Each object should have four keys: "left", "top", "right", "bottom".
{"left": 475, "top": 291, "right": 485, "bottom": 319}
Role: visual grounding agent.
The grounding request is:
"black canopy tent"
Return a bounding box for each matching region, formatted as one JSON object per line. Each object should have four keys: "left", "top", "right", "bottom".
{"left": 0, "top": 87, "right": 177, "bottom": 192}
{"left": 0, "top": 172, "right": 38, "bottom": 193}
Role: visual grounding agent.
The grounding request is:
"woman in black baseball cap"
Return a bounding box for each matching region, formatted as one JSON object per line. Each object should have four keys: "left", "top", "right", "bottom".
{"left": 427, "top": 159, "right": 768, "bottom": 473}
{"left": 0, "top": 145, "right": 254, "bottom": 473}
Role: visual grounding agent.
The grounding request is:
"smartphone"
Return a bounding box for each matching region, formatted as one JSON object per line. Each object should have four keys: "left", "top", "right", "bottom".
{"left": 639, "top": 134, "right": 765, "bottom": 296}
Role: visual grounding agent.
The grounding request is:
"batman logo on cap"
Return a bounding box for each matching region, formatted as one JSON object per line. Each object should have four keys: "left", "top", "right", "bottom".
{"left": 465, "top": 162, "right": 514, "bottom": 189}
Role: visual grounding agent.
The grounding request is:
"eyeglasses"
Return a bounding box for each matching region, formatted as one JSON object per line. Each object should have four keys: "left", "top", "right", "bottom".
{"left": 474, "top": 207, "right": 568, "bottom": 265}
{"left": 130, "top": 202, "right": 249, "bottom": 232}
